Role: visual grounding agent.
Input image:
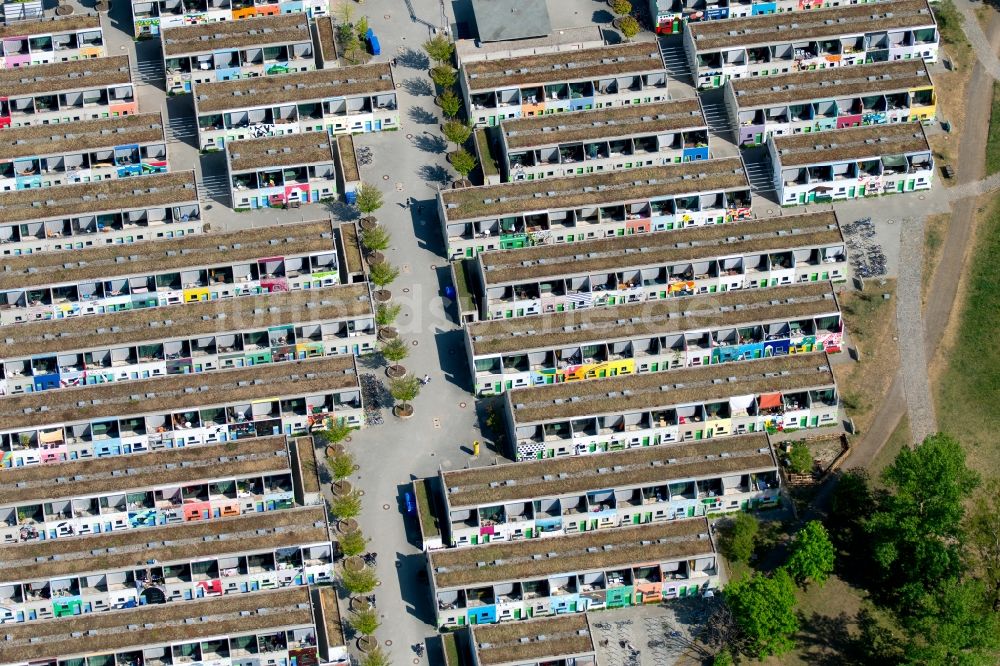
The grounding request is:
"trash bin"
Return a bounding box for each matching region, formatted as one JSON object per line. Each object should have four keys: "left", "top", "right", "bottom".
{"left": 366, "top": 28, "right": 381, "bottom": 56}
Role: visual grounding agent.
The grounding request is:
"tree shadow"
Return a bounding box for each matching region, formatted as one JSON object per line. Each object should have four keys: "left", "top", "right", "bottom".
{"left": 397, "top": 47, "right": 430, "bottom": 70}
{"left": 413, "top": 133, "right": 448, "bottom": 154}
{"left": 605, "top": 30, "right": 623, "bottom": 45}
{"left": 408, "top": 106, "right": 439, "bottom": 125}
{"left": 402, "top": 77, "right": 434, "bottom": 96}
{"left": 593, "top": 9, "right": 613, "bottom": 23}
{"left": 418, "top": 164, "right": 452, "bottom": 185}
{"left": 324, "top": 200, "right": 359, "bottom": 222}
{"left": 794, "top": 611, "right": 860, "bottom": 665}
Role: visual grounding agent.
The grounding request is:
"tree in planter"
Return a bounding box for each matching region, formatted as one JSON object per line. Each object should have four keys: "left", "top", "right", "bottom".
{"left": 359, "top": 225, "right": 391, "bottom": 254}
{"left": 449, "top": 148, "right": 478, "bottom": 179}
{"left": 437, "top": 89, "right": 461, "bottom": 118}
{"left": 785, "top": 442, "right": 813, "bottom": 475}
{"left": 342, "top": 566, "right": 379, "bottom": 596}
{"left": 785, "top": 520, "right": 835, "bottom": 588}
{"left": 356, "top": 15, "right": 369, "bottom": 41}
{"left": 315, "top": 421, "right": 354, "bottom": 447}
{"left": 618, "top": 15, "right": 641, "bottom": 41}
{"left": 430, "top": 64, "right": 458, "bottom": 89}
{"left": 327, "top": 451, "right": 356, "bottom": 482}
{"left": 390, "top": 375, "right": 421, "bottom": 415}
{"left": 610, "top": 0, "right": 632, "bottom": 15}
{"left": 375, "top": 303, "right": 402, "bottom": 328}
{"left": 361, "top": 646, "right": 391, "bottom": 666}
{"left": 349, "top": 606, "right": 381, "bottom": 637}
{"left": 380, "top": 337, "right": 409, "bottom": 374}
{"left": 330, "top": 491, "right": 362, "bottom": 522}
{"left": 442, "top": 119, "right": 472, "bottom": 148}
{"left": 356, "top": 183, "right": 384, "bottom": 217}
{"left": 422, "top": 34, "right": 454, "bottom": 65}
{"left": 339, "top": 529, "right": 367, "bottom": 558}
{"left": 369, "top": 262, "right": 400, "bottom": 290}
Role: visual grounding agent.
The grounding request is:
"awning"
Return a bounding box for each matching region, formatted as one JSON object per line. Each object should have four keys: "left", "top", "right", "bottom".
{"left": 758, "top": 393, "right": 782, "bottom": 409}
{"left": 39, "top": 430, "right": 64, "bottom": 444}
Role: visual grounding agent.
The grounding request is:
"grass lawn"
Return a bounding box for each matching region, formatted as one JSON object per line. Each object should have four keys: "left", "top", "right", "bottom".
{"left": 988, "top": 81, "right": 1000, "bottom": 176}
{"left": 832, "top": 282, "right": 899, "bottom": 437}
{"left": 922, "top": 214, "right": 948, "bottom": 304}
{"left": 935, "top": 196, "right": 1000, "bottom": 480}
{"left": 927, "top": 1, "right": 974, "bottom": 165}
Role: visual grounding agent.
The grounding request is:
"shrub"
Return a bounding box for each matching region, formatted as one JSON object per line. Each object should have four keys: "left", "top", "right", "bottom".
{"left": 619, "top": 15, "right": 641, "bottom": 41}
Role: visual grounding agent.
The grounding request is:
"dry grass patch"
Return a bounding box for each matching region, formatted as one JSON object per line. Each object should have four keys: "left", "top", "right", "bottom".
{"left": 921, "top": 213, "right": 949, "bottom": 305}
{"left": 868, "top": 415, "right": 911, "bottom": 477}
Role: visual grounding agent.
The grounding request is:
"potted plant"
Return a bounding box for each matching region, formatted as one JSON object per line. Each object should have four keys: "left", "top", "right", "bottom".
{"left": 389, "top": 375, "right": 421, "bottom": 419}
{"left": 381, "top": 337, "right": 409, "bottom": 378}
{"left": 369, "top": 262, "right": 400, "bottom": 303}
{"left": 355, "top": 183, "right": 384, "bottom": 226}
{"left": 330, "top": 490, "right": 362, "bottom": 529}
{"left": 375, "top": 303, "right": 401, "bottom": 341}
{"left": 315, "top": 421, "right": 353, "bottom": 458}
{"left": 359, "top": 225, "right": 391, "bottom": 265}
{"left": 328, "top": 450, "right": 356, "bottom": 495}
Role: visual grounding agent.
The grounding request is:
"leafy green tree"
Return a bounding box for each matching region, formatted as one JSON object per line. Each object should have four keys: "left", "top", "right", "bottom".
{"left": 711, "top": 650, "right": 734, "bottom": 666}
{"left": 725, "top": 568, "right": 799, "bottom": 658}
{"left": 356, "top": 183, "right": 384, "bottom": 216}
{"left": 721, "top": 513, "right": 759, "bottom": 564}
{"left": 430, "top": 64, "right": 457, "bottom": 89}
{"left": 369, "top": 262, "right": 400, "bottom": 289}
{"left": 349, "top": 606, "right": 381, "bottom": 636}
{"left": 389, "top": 375, "right": 421, "bottom": 412}
{"left": 360, "top": 225, "right": 391, "bottom": 253}
{"left": 867, "top": 434, "right": 980, "bottom": 606}
{"left": 437, "top": 89, "right": 461, "bottom": 118}
{"left": 380, "top": 337, "right": 409, "bottom": 368}
{"left": 449, "top": 148, "right": 478, "bottom": 179}
{"left": 786, "top": 443, "right": 813, "bottom": 475}
{"left": 375, "top": 303, "right": 401, "bottom": 328}
{"left": 330, "top": 491, "right": 362, "bottom": 521}
{"left": 327, "top": 451, "right": 355, "bottom": 481}
{"left": 828, "top": 468, "right": 875, "bottom": 551}
{"left": 902, "top": 579, "right": 1000, "bottom": 665}
{"left": 442, "top": 119, "right": 472, "bottom": 147}
{"left": 618, "top": 15, "right": 641, "bottom": 41}
{"left": 786, "top": 520, "right": 835, "bottom": 587}
{"left": 361, "top": 646, "right": 391, "bottom": 666}
{"left": 356, "top": 15, "right": 369, "bottom": 40}
{"left": 422, "top": 34, "right": 454, "bottom": 64}
{"left": 342, "top": 566, "right": 379, "bottom": 595}
{"left": 339, "top": 529, "right": 367, "bottom": 557}
{"left": 610, "top": 0, "right": 632, "bottom": 15}
{"left": 315, "top": 421, "right": 353, "bottom": 447}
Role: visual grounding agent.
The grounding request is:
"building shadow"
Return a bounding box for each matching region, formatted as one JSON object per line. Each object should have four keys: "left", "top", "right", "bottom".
{"left": 432, "top": 328, "right": 471, "bottom": 390}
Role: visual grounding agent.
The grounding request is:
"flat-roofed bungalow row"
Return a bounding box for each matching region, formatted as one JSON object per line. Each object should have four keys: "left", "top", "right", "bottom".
{"left": 429, "top": 518, "right": 717, "bottom": 628}
{"left": 193, "top": 63, "right": 397, "bottom": 151}
{"left": 0, "top": 170, "right": 201, "bottom": 257}
{"left": 0, "top": 219, "right": 339, "bottom": 326}
{"left": 129, "top": 0, "right": 330, "bottom": 38}
{"left": 227, "top": 131, "right": 337, "bottom": 209}
{"left": 649, "top": 0, "right": 892, "bottom": 35}
{"left": 505, "top": 354, "right": 838, "bottom": 462}
{"left": 485, "top": 98, "right": 710, "bottom": 185}
{"left": 0, "top": 584, "right": 348, "bottom": 666}
{"left": 162, "top": 14, "right": 318, "bottom": 94}
{"left": 466, "top": 282, "right": 842, "bottom": 396}
{"left": 683, "top": 0, "right": 938, "bottom": 89}
{"left": 438, "top": 159, "right": 751, "bottom": 260}
{"left": 769, "top": 122, "right": 932, "bottom": 205}
{"left": 0, "top": 507, "right": 332, "bottom": 626}
{"left": 0, "top": 285, "right": 374, "bottom": 396}
{"left": 418, "top": 433, "right": 777, "bottom": 550}
{"left": 463, "top": 614, "right": 597, "bottom": 666}
{"left": 725, "top": 60, "right": 935, "bottom": 146}
{"left": 469, "top": 212, "right": 847, "bottom": 322}
{"left": 0, "top": 436, "right": 314, "bottom": 546}
{"left": 461, "top": 43, "right": 669, "bottom": 128}
{"left": 0, "top": 56, "right": 136, "bottom": 130}
{"left": 0, "top": 112, "right": 167, "bottom": 191}
{"left": 0, "top": 355, "right": 363, "bottom": 468}
{"left": 0, "top": 14, "right": 104, "bottom": 70}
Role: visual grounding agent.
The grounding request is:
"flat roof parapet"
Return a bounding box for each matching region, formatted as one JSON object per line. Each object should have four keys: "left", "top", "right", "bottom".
{"left": 689, "top": 0, "right": 934, "bottom": 51}
{"left": 162, "top": 13, "right": 312, "bottom": 57}
{"left": 0, "top": 112, "right": 165, "bottom": 161}
{"left": 441, "top": 158, "right": 748, "bottom": 222}
{"left": 0, "top": 13, "right": 101, "bottom": 40}
{"left": 472, "top": 614, "right": 596, "bottom": 666}
{"left": 227, "top": 132, "right": 335, "bottom": 172}
{"left": 195, "top": 63, "right": 394, "bottom": 114}
{"left": 773, "top": 122, "right": 931, "bottom": 166}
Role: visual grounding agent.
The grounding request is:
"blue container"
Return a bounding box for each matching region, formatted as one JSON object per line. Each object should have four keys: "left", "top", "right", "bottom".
{"left": 366, "top": 28, "right": 381, "bottom": 56}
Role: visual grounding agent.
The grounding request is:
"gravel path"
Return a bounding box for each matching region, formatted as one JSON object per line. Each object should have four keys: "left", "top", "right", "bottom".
{"left": 959, "top": 5, "right": 1000, "bottom": 78}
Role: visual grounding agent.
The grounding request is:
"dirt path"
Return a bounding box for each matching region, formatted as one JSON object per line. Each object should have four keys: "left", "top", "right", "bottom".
{"left": 847, "top": 7, "right": 1000, "bottom": 465}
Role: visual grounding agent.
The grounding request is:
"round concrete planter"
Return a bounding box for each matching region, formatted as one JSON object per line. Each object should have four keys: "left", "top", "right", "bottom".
{"left": 56, "top": 4, "right": 74, "bottom": 15}
{"left": 357, "top": 636, "right": 379, "bottom": 653}
{"left": 349, "top": 596, "right": 369, "bottom": 613}
{"left": 325, "top": 444, "right": 345, "bottom": 459}
{"left": 373, "top": 289, "right": 392, "bottom": 303}
{"left": 386, "top": 365, "right": 407, "bottom": 379}
{"left": 337, "top": 518, "right": 359, "bottom": 535}
{"left": 360, "top": 217, "right": 379, "bottom": 231}
{"left": 377, "top": 327, "right": 398, "bottom": 342}
{"left": 344, "top": 556, "right": 365, "bottom": 572}
{"left": 366, "top": 251, "right": 386, "bottom": 265}
{"left": 333, "top": 480, "right": 353, "bottom": 496}
{"left": 393, "top": 405, "right": 414, "bottom": 419}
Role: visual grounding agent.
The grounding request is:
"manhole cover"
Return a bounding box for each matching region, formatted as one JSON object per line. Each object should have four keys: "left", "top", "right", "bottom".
{"left": 395, "top": 183, "right": 404, "bottom": 191}
{"left": 459, "top": 402, "right": 467, "bottom": 408}
{"left": 346, "top": 437, "right": 353, "bottom": 443}
{"left": 383, "top": 504, "right": 390, "bottom": 510}
{"left": 411, "top": 340, "right": 419, "bottom": 346}
{"left": 402, "top": 288, "right": 410, "bottom": 293}
{"left": 377, "top": 580, "right": 383, "bottom": 587}
{"left": 406, "top": 134, "right": 414, "bottom": 139}
{"left": 433, "top": 418, "right": 441, "bottom": 429}
{"left": 384, "top": 639, "right": 392, "bottom": 645}
{"left": 887, "top": 219, "right": 895, "bottom": 225}
{"left": 353, "top": 464, "right": 360, "bottom": 471}
{"left": 358, "top": 490, "right": 366, "bottom": 496}
{"left": 430, "top": 264, "right": 437, "bottom": 270}
{"left": 402, "top": 264, "right": 412, "bottom": 273}
{"left": 767, "top": 209, "right": 774, "bottom": 215}
{"left": 385, "top": 14, "right": 391, "bottom": 19}
{"left": 382, "top": 175, "right": 390, "bottom": 180}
